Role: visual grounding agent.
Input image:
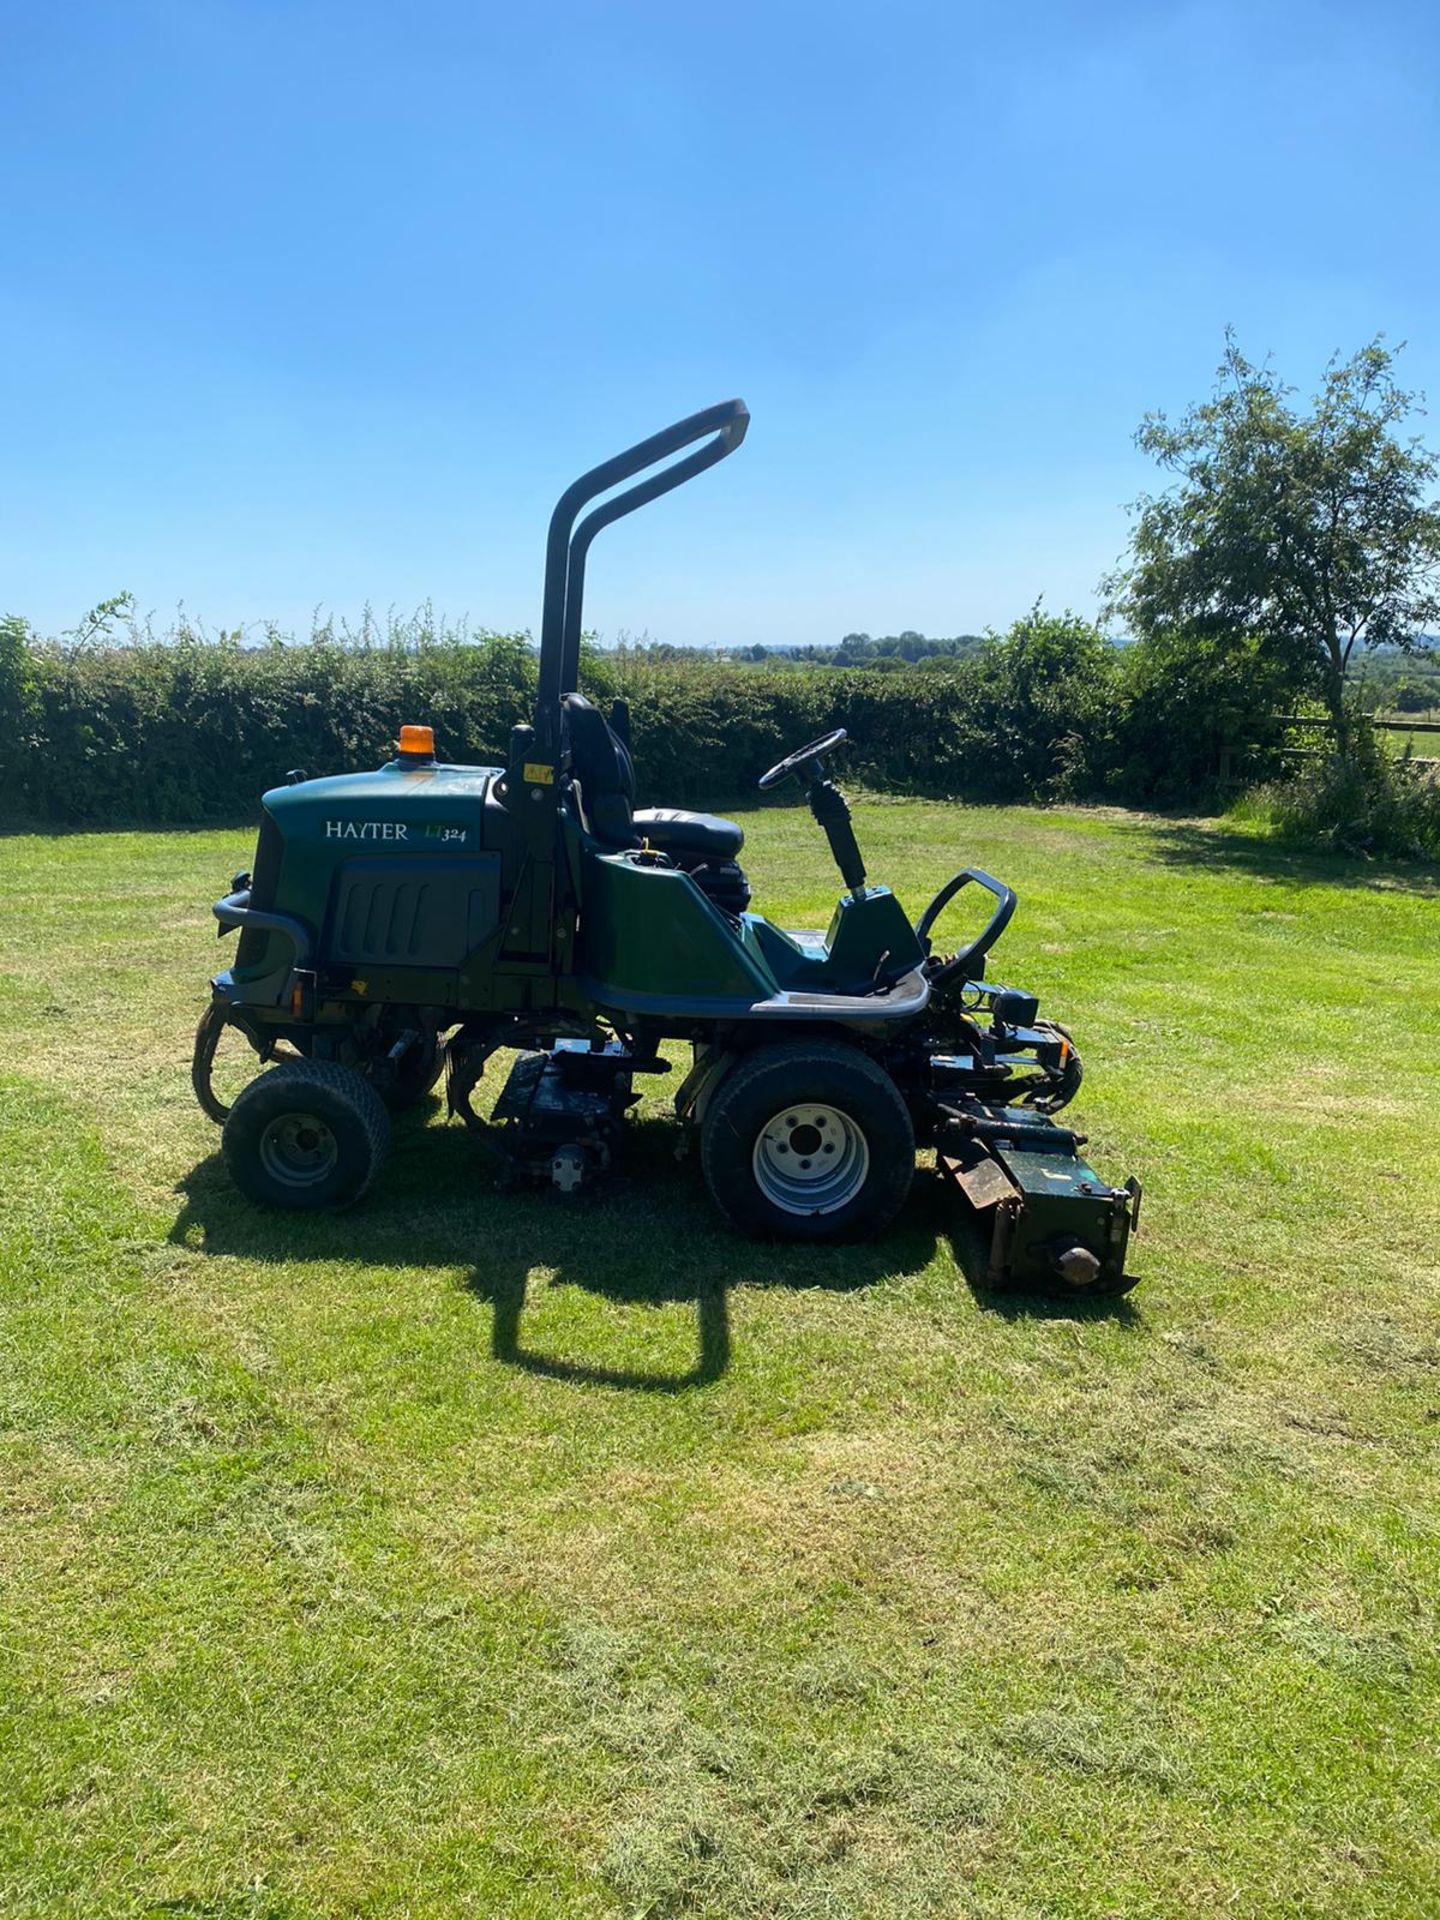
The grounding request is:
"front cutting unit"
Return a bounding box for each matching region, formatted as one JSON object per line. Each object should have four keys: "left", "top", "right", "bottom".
{"left": 194, "top": 400, "right": 1139, "bottom": 1297}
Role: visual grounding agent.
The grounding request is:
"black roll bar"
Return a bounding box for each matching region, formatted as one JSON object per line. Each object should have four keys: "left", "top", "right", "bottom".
{"left": 534, "top": 399, "right": 749, "bottom": 753}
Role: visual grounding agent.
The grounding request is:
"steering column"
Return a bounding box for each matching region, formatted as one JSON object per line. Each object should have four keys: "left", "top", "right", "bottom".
{"left": 758, "top": 728, "right": 868, "bottom": 899}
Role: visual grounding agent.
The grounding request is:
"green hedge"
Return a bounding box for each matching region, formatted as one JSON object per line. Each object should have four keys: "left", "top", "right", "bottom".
{"left": 1, "top": 631, "right": 537, "bottom": 825}
{"left": 0, "top": 612, "right": 1282, "bottom": 826}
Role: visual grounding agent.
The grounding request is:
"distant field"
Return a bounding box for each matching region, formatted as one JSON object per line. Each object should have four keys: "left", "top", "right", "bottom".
{"left": 1382, "top": 728, "right": 1440, "bottom": 762}
{"left": 2, "top": 802, "right": 1438, "bottom": 1919}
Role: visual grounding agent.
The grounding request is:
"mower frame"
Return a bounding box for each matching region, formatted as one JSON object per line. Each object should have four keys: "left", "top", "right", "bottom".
{"left": 196, "top": 399, "right": 1140, "bottom": 1293}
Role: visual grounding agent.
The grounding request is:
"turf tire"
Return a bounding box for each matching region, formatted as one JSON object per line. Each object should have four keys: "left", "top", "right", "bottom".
{"left": 699, "top": 1039, "right": 915, "bottom": 1242}
{"left": 222, "top": 1059, "right": 391, "bottom": 1211}
{"left": 373, "top": 1029, "right": 447, "bottom": 1111}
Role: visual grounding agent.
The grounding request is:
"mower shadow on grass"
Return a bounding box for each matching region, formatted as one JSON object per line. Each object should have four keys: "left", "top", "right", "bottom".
{"left": 171, "top": 1107, "right": 942, "bottom": 1393}
{"left": 464, "top": 1259, "right": 733, "bottom": 1394}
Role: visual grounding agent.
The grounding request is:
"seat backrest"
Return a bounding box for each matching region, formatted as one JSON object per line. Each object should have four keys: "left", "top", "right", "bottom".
{"left": 561, "top": 693, "right": 638, "bottom": 847}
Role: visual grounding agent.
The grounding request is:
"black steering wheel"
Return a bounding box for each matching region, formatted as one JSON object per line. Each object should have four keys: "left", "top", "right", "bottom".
{"left": 757, "top": 727, "right": 848, "bottom": 792}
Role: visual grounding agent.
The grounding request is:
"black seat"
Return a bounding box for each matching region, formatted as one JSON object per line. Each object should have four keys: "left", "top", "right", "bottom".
{"left": 561, "top": 694, "right": 743, "bottom": 860}
{"left": 562, "top": 693, "right": 637, "bottom": 847}
{"left": 633, "top": 807, "right": 743, "bottom": 860}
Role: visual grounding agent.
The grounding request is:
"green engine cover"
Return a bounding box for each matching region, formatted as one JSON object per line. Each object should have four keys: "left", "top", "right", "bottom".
{"left": 227, "top": 760, "right": 505, "bottom": 998}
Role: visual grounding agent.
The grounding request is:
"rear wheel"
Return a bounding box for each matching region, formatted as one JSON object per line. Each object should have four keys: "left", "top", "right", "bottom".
{"left": 222, "top": 1059, "right": 390, "bottom": 1210}
{"left": 370, "top": 1027, "right": 447, "bottom": 1111}
{"left": 700, "top": 1040, "right": 915, "bottom": 1241}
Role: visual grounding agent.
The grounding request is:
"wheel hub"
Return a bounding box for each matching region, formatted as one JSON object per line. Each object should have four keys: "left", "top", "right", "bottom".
{"left": 752, "top": 1103, "right": 869, "bottom": 1215}
{"left": 259, "top": 1111, "right": 339, "bottom": 1188}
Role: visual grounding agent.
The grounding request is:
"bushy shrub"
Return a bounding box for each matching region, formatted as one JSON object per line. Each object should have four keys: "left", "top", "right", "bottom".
{"left": 1252, "top": 735, "right": 1440, "bottom": 860}
{"left": 960, "top": 609, "right": 1123, "bottom": 801}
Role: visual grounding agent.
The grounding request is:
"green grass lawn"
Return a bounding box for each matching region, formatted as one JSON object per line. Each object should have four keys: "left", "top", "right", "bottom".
{"left": 1383, "top": 729, "right": 1440, "bottom": 765}
{"left": 2, "top": 800, "right": 1438, "bottom": 1919}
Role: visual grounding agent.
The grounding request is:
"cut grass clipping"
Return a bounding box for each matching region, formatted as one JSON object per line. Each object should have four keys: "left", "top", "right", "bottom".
{"left": 1, "top": 799, "right": 1438, "bottom": 1919}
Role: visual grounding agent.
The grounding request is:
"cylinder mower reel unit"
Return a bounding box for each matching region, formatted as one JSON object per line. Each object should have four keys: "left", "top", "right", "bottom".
{"left": 194, "top": 399, "right": 1140, "bottom": 1297}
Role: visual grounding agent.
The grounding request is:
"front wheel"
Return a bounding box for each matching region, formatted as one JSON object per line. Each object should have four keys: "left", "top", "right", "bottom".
{"left": 699, "top": 1040, "right": 915, "bottom": 1242}
{"left": 1017, "top": 1020, "right": 1083, "bottom": 1114}
{"left": 222, "top": 1059, "right": 391, "bottom": 1211}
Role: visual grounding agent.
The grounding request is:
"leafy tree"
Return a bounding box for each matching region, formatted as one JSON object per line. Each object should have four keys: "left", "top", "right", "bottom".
{"left": 1392, "top": 673, "right": 1440, "bottom": 714}
{"left": 1106, "top": 335, "right": 1440, "bottom": 751}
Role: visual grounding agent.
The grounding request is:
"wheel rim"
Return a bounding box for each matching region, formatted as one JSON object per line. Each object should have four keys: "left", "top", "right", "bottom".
{"left": 259, "top": 1110, "right": 339, "bottom": 1188}
{"left": 752, "top": 1103, "right": 870, "bottom": 1216}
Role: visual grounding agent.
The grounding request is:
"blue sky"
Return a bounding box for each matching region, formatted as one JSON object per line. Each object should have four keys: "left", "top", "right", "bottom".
{"left": 3, "top": 0, "right": 1438, "bottom": 646}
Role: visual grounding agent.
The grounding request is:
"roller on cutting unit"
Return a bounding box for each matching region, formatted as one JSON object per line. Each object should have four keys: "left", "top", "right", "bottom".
{"left": 192, "top": 399, "right": 1140, "bottom": 1296}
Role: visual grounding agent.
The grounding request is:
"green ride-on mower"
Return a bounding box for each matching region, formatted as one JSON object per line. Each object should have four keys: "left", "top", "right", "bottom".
{"left": 193, "top": 400, "right": 1140, "bottom": 1296}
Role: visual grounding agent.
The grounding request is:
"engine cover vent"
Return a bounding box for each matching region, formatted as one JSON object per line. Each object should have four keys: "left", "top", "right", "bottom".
{"left": 327, "top": 856, "right": 500, "bottom": 968}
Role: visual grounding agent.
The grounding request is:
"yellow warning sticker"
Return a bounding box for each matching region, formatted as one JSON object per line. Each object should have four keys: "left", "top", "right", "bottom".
{"left": 523, "top": 761, "right": 555, "bottom": 786}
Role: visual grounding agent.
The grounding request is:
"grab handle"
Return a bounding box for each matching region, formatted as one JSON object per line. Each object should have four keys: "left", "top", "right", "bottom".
{"left": 915, "top": 868, "right": 1017, "bottom": 985}
{"left": 213, "top": 890, "right": 313, "bottom": 967}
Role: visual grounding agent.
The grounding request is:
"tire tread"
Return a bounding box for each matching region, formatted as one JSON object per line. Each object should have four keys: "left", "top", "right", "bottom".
{"left": 699, "top": 1038, "right": 914, "bottom": 1241}
{"left": 223, "top": 1058, "right": 391, "bottom": 1209}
